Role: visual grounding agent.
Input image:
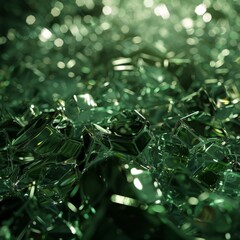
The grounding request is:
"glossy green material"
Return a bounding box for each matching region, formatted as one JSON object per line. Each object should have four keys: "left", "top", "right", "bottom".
{"left": 1, "top": 0, "right": 240, "bottom": 239}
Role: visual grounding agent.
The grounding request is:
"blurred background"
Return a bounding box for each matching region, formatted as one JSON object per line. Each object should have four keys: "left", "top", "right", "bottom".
{"left": 1, "top": 0, "right": 240, "bottom": 117}
{"left": 1, "top": 1, "right": 240, "bottom": 240}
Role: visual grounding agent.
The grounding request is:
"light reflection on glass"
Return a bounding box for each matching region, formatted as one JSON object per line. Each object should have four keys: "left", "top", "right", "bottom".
{"left": 111, "top": 194, "right": 138, "bottom": 206}
{"left": 132, "top": 36, "right": 142, "bottom": 44}
{"left": 112, "top": 58, "right": 131, "bottom": 65}
{"left": 0, "top": 36, "right": 7, "bottom": 45}
{"left": 51, "top": 7, "right": 61, "bottom": 17}
{"left": 182, "top": 18, "right": 193, "bottom": 29}
{"left": 195, "top": 4, "right": 207, "bottom": 16}
{"left": 26, "top": 15, "right": 36, "bottom": 25}
{"left": 60, "top": 24, "right": 68, "bottom": 33}
{"left": 144, "top": 0, "right": 154, "bottom": 8}
{"left": 75, "top": 0, "right": 84, "bottom": 7}
{"left": 57, "top": 61, "right": 65, "bottom": 69}
{"left": 188, "top": 196, "right": 199, "bottom": 205}
{"left": 101, "top": 22, "right": 111, "bottom": 31}
{"left": 2, "top": 0, "right": 240, "bottom": 237}
{"left": 7, "top": 29, "right": 16, "bottom": 40}
{"left": 103, "top": 6, "right": 112, "bottom": 15}
{"left": 68, "top": 72, "right": 75, "bottom": 78}
{"left": 131, "top": 168, "right": 143, "bottom": 175}
{"left": 55, "top": 1, "right": 64, "bottom": 10}
{"left": 67, "top": 59, "right": 76, "bottom": 68}
{"left": 203, "top": 12, "right": 212, "bottom": 23}
{"left": 133, "top": 178, "right": 143, "bottom": 190}
{"left": 85, "top": 0, "right": 95, "bottom": 9}
{"left": 225, "top": 233, "right": 231, "bottom": 240}
{"left": 39, "top": 28, "right": 52, "bottom": 42}
{"left": 154, "top": 4, "right": 170, "bottom": 19}
{"left": 54, "top": 38, "right": 64, "bottom": 47}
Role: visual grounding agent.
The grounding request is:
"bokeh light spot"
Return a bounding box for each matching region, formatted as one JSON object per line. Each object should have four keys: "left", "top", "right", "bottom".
{"left": 182, "top": 18, "right": 193, "bottom": 29}
{"left": 103, "top": 6, "right": 112, "bottom": 15}
{"left": 54, "top": 38, "right": 64, "bottom": 47}
{"left": 39, "top": 28, "right": 52, "bottom": 42}
{"left": 195, "top": 4, "right": 207, "bottom": 16}
{"left": 26, "top": 15, "right": 36, "bottom": 25}
{"left": 144, "top": 0, "right": 154, "bottom": 8}
{"left": 57, "top": 61, "right": 65, "bottom": 69}
{"left": 51, "top": 7, "right": 61, "bottom": 17}
{"left": 203, "top": 12, "right": 212, "bottom": 23}
{"left": 154, "top": 4, "right": 170, "bottom": 19}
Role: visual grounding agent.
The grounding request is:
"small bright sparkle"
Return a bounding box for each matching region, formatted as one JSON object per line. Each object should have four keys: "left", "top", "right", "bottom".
{"left": 103, "top": 6, "right": 112, "bottom": 15}
{"left": 133, "top": 178, "right": 143, "bottom": 190}
{"left": 54, "top": 38, "right": 64, "bottom": 47}
{"left": 154, "top": 4, "right": 170, "bottom": 19}
{"left": 182, "top": 18, "right": 194, "bottom": 29}
{"left": 203, "top": 12, "right": 212, "bottom": 23}
{"left": 195, "top": 4, "right": 207, "bottom": 16}
{"left": 39, "top": 28, "right": 52, "bottom": 42}
{"left": 26, "top": 15, "right": 36, "bottom": 25}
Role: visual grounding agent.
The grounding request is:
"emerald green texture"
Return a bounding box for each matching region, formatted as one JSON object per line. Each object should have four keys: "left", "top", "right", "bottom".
{"left": 1, "top": 0, "right": 240, "bottom": 239}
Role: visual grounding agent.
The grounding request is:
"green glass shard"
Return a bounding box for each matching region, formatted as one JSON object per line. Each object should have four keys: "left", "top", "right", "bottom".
{"left": 1, "top": 0, "right": 240, "bottom": 239}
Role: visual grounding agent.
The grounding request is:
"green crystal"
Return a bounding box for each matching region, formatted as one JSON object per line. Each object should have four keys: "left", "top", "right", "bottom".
{"left": 1, "top": 0, "right": 240, "bottom": 239}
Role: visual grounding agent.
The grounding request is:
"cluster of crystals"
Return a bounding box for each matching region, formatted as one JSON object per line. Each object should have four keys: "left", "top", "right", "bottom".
{"left": 1, "top": 0, "right": 240, "bottom": 239}
{"left": 1, "top": 106, "right": 165, "bottom": 239}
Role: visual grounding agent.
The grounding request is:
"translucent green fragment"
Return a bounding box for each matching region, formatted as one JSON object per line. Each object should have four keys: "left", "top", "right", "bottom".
{"left": 1, "top": 0, "right": 240, "bottom": 239}
{"left": 107, "top": 110, "right": 152, "bottom": 155}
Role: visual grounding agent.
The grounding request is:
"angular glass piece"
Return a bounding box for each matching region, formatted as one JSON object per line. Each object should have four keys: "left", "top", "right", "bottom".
{"left": 29, "top": 126, "right": 62, "bottom": 154}
{"left": 58, "top": 139, "right": 82, "bottom": 159}
{"left": 169, "top": 169, "right": 204, "bottom": 197}
{"left": 182, "top": 88, "right": 216, "bottom": 114}
{"left": 174, "top": 121, "right": 202, "bottom": 148}
{"left": 76, "top": 110, "right": 152, "bottom": 158}
{"left": 77, "top": 125, "right": 110, "bottom": 171}
{"left": 109, "top": 110, "right": 147, "bottom": 136}
{"left": 135, "top": 131, "right": 152, "bottom": 152}
{"left": 65, "top": 94, "right": 97, "bottom": 122}
{"left": 110, "top": 136, "right": 139, "bottom": 155}
{"left": 197, "top": 170, "right": 219, "bottom": 188}
{"left": 193, "top": 193, "right": 234, "bottom": 235}
{"left": 167, "top": 58, "right": 193, "bottom": 90}
{"left": 221, "top": 171, "right": 240, "bottom": 197}
{"left": 10, "top": 112, "right": 83, "bottom": 159}
{"left": 12, "top": 111, "right": 58, "bottom": 149}
{"left": 106, "top": 110, "right": 152, "bottom": 155}
{"left": 81, "top": 155, "right": 162, "bottom": 205}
